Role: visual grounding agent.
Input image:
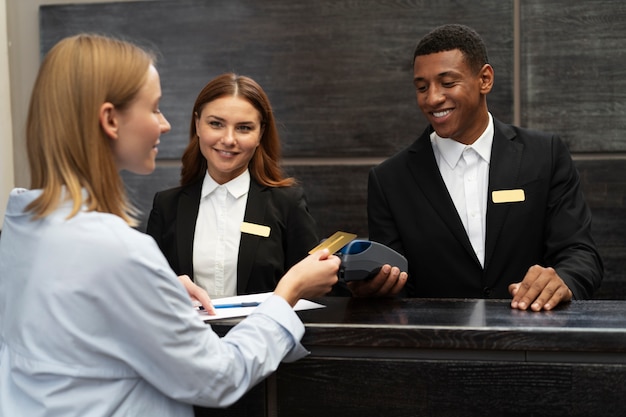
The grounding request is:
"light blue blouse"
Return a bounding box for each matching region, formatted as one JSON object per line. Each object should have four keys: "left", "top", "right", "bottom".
{"left": 0, "top": 188, "right": 307, "bottom": 416}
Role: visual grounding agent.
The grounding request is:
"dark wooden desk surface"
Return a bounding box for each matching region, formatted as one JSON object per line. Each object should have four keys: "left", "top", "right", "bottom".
{"left": 295, "top": 297, "right": 626, "bottom": 358}
{"left": 212, "top": 297, "right": 626, "bottom": 357}
{"left": 205, "top": 298, "right": 626, "bottom": 417}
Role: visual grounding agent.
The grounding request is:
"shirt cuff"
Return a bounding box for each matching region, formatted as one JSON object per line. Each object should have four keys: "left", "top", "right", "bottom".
{"left": 255, "top": 294, "right": 309, "bottom": 362}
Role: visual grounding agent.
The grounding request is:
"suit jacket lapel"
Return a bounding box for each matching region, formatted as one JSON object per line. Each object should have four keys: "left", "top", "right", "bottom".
{"left": 407, "top": 127, "right": 479, "bottom": 263}
{"left": 484, "top": 119, "right": 524, "bottom": 271}
{"left": 177, "top": 180, "right": 202, "bottom": 279}
{"left": 237, "top": 180, "right": 268, "bottom": 294}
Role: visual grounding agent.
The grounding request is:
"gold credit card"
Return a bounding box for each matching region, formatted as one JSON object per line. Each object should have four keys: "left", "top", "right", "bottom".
{"left": 309, "top": 231, "right": 357, "bottom": 255}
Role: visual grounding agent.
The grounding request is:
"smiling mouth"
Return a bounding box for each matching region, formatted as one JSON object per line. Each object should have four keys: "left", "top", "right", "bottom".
{"left": 432, "top": 109, "right": 452, "bottom": 118}
{"left": 214, "top": 148, "right": 238, "bottom": 157}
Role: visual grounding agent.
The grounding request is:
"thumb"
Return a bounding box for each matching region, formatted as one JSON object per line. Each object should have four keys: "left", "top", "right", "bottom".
{"left": 314, "top": 248, "right": 331, "bottom": 260}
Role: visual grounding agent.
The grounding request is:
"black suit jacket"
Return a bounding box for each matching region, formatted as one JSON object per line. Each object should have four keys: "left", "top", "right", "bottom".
{"left": 368, "top": 118, "right": 603, "bottom": 299}
{"left": 146, "top": 178, "right": 319, "bottom": 295}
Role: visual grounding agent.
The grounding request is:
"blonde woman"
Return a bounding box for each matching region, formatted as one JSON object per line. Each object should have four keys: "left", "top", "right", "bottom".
{"left": 0, "top": 34, "right": 338, "bottom": 416}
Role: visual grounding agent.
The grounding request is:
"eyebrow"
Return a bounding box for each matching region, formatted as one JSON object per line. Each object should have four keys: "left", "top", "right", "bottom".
{"left": 413, "top": 71, "right": 459, "bottom": 83}
{"left": 206, "top": 115, "right": 257, "bottom": 125}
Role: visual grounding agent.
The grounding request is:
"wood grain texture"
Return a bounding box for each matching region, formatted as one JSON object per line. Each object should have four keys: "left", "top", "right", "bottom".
{"left": 207, "top": 298, "right": 626, "bottom": 417}
{"left": 577, "top": 159, "right": 626, "bottom": 299}
{"left": 40, "top": 0, "right": 513, "bottom": 159}
{"left": 277, "top": 358, "right": 626, "bottom": 417}
{"left": 294, "top": 298, "right": 626, "bottom": 353}
{"left": 283, "top": 164, "right": 370, "bottom": 239}
{"left": 520, "top": 1, "right": 626, "bottom": 151}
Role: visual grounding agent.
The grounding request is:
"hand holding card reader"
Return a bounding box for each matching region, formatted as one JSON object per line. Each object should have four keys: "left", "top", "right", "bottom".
{"left": 337, "top": 240, "right": 408, "bottom": 282}
{"left": 309, "top": 232, "right": 407, "bottom": 282}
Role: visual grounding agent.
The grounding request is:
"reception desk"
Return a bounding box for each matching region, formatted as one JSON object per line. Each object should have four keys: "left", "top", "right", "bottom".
{"left": 201, "top": 297, "right": 626, "bottom": 417}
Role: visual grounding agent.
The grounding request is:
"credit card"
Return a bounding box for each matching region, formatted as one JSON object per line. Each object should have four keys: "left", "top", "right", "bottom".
{"left": 309, "top": 231, "right": 357, "bottom": 255}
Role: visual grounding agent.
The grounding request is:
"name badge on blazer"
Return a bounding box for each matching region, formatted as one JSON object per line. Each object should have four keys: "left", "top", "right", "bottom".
{"left": 241, "top": 222, "right": 271, "bottom": 237}
{"left": 492, "top": 189, "right": 525, "bottom": 204}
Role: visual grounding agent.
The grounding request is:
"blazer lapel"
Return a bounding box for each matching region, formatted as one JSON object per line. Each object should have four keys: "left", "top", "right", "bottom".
{"left": 484, "top": 120, "right": 524, "bottom": 271}
{"left": 407, "top": 128, "right": 479, "bottom": 263}
{"left": 177, "top": 180, "right": 202, "bottom": 279}
{"left": 237, "top": 180, "right": 268, "bottom": 294}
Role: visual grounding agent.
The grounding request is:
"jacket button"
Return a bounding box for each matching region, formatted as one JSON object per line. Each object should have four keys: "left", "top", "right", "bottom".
{"left": 483, "top": 287, "right": 493, "bottom": 297}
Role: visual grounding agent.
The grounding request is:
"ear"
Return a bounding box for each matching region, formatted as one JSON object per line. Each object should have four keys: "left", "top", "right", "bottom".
{"left": 478, "top": 64, "right": 494, "bottom": 95}
{"left": 99, "top": 102, "right": 119, "bottom": 140}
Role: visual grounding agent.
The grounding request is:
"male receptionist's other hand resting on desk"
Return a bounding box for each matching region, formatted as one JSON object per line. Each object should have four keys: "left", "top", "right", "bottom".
{"left": 509, "top": 265, "right": 573, "bottom": 312}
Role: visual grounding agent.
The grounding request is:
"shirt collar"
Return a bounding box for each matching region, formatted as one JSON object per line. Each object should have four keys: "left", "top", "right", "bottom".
{"left": 431, "top": 112, "right": 494, "bottom": 169}
{"left": 201, "top": 169, "right": 250, "bottom": 199}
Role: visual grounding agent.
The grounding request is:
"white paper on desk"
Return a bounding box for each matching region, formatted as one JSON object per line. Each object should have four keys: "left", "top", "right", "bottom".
{"left": 198, "top": 291, "right": 325, "bottom": 321}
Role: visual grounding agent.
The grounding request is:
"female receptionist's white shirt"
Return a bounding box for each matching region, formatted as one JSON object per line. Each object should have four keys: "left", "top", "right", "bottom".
{"left": 0, "top": 188, "right": 307, "bottom": 417}
{"left": 193, "top": 170, "right": 249, "bottom": 298}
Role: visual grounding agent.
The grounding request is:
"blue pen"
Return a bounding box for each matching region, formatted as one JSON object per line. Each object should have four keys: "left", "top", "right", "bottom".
{"left": 197, "top": 302, "right": 260, "bottom": 311}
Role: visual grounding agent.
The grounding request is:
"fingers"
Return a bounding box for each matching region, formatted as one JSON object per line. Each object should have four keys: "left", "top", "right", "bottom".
{"left": 319, "top": 249, "right": 342, "bottom": 268}
{"left": 347, "top": 267, "right": 386, "bottom": 297}
{"left": 347, "top": 264, "right": 407, "bottom": 297}
{"left": 178, "top": 275, "right": 215, "bottom": 315}
{"left": 191, "top": 288, "right": 216, "bottom": 315}
{"left": 510, "top": 265, "right": 573, "bottom": 311}
{"left": 309, "top": 249, "right": 341, "bottom": 271}
{"left": 314, "top": 248, "right": 331, "bottom": 260}
{"left": 376, "top": 265, "right": 407, "bottom": 296}
{"left": 274, "top": 250, "right": 340, "bottom": 306}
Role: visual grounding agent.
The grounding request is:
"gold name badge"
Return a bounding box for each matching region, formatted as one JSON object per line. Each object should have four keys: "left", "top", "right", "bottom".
{"left": 492, "top": 189, "right": 525, "bottom": 204}
{"left": 241, "top": 222, "right": 271, "bottom": 237}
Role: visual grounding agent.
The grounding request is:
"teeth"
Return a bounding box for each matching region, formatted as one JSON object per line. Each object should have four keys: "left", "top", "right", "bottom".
{"left": 433, "top": 110, "right": 451, "bottom": 118}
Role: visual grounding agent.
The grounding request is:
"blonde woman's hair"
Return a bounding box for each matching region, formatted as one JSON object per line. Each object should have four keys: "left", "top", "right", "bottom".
{"left": 26, "top": 33, "right": 155, "bottom": 226}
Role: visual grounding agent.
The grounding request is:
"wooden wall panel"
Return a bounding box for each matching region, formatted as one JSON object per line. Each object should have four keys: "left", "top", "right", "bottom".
{"left": 520, "top": 1, "right": 626, "bottom": 152}
{"left": 519, "top": 1, "right": 626, "bottom": 296}
{"left": 577, "top": 159, "right": 626, "bottom": 299}
{"left": 42, "top": 0, "right": 625, "bottom": 297}
{"left": 283, "top": 165, "right": 371, "bottom": 239}
{"left": 40, "top": 0, "right": 513, "bottom": 159}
